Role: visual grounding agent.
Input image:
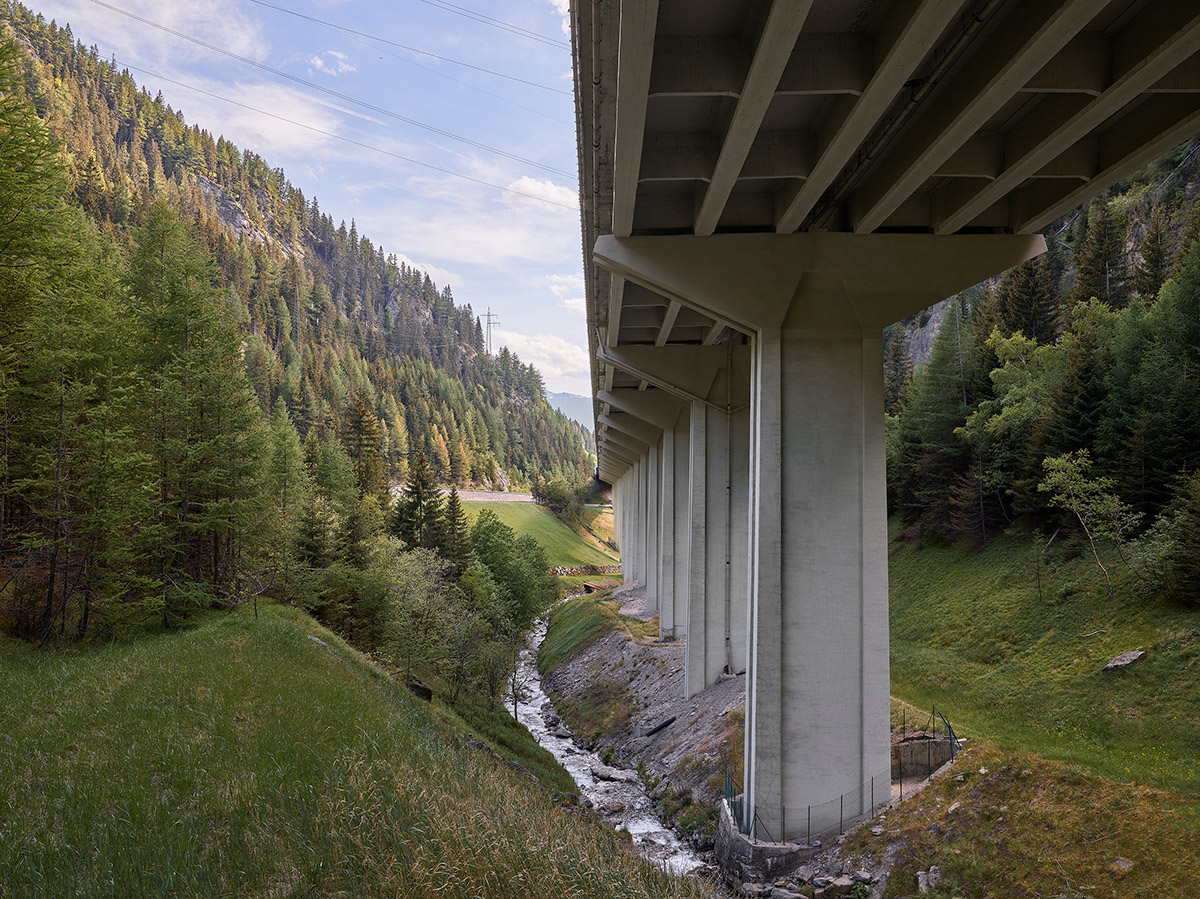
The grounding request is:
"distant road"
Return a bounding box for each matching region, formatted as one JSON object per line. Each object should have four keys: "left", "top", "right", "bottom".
{"left": 455, "top": 490, "right": 534, "bottom": 503}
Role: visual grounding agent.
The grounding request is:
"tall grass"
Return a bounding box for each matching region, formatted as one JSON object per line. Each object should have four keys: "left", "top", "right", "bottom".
{"left": 462, "top": 502, "right": 618, "bottom": 567}
{"left": 888, "top": 527, "right": 1200, "bottom": 793}
{"left": 0, "top": 605, "right": 712, "bottom": 898}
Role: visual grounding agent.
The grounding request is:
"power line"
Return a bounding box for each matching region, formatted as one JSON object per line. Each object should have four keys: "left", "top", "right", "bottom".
{"left": 246, "top": 1, "right": 572, "bottom": 126}
{"left": 115, "top": 60, "right": 577, "bottom": 211}
{"left": 88, "top": 0, "right": 571, "bottom": 178}
{"left": 246, "top": 0, "right": 569, "bottom": 95}
{"left": 415, "top": 0, "right": 569, "bottom": 49}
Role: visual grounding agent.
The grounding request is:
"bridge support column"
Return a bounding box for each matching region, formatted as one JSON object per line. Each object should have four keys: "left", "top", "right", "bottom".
{"left": 660, "top": 411, "right": 690, "bottom": 640}
{"left": 744, "top": 325, "right": 891, "bottom": 841}
{"left": 686, "top": 400, "right": 749, "bottom": 698}
{"left": 644, "top": 440, "right": 660, "bottom": 610}
{"left": 595, "top": 231, "right": 1045, "bottom": 842}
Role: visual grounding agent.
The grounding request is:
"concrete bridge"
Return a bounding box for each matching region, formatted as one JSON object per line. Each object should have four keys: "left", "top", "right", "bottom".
{"left": 569, "top": 0, "right": 1200, "bottom": 841}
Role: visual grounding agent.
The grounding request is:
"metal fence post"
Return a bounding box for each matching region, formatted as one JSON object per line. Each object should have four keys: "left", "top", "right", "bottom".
{"left": 807, "top": 806, "right": 811, "bottom": 845}
{"left": 840, "top": 794, "right": 844, "bottom": 834}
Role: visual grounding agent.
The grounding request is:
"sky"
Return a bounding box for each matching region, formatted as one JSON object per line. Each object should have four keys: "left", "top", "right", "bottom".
{"left": 28, "top": 0, "right": 592, "bottom": 394}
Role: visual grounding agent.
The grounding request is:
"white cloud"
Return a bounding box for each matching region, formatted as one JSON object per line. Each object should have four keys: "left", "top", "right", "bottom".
{"left": 168, "top": 78, "right": 353, "bottom": 159}
{"left": 546, "top": 272, "right": 586, "bottom": 314}
{"left": 35, "top": 0, "right": 265, "bottom": 66}
{"left": 541, "top": 0, "right": 571, "bottom": 39}
{"left": 393, "top": 254, "right": 464, "bottom": 289}
{"left": 310, "top": 50, "right": 356, "bottom": 77}
{"left": 504, "top": 175, "right": 578, "bottom": 211}
{"left": 494, "top": 328, "right": 590, "bottom": 384}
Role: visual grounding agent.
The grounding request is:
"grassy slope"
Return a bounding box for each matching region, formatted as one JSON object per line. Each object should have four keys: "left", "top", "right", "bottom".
{"left": 462, "top": 501, "right": 618, "bottom": 567}
{"left": 888, "top": 527, "right": 1200, "bottom": 794}
{"left": 0, "top": 604, "right": 711, "bottom": 899}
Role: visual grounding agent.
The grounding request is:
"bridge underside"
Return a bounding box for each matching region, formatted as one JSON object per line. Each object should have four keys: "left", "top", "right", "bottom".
{"left": 573, "top": 0, "right": 1200, "bottom": 841}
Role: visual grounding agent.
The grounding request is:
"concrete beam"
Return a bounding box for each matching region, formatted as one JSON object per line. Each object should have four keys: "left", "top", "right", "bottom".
{"left": 775, "top": 0, "right": 967, "bottom": 232}
{"left": 598, "top": 387, "right": 687, "bottom": 429}
{"left": 1014, "top": 93, "right": 1200, "bottom": 232}
{"left": 852, "top": 0, "right": 1097, "bottom": 234}
{"left": 649, "top": 34, "right": 872, "bottom": 99}
{"left": 600, "top": 429, "right": 648, "bottom": 457}
{"left": 605, "top": 276, "right": 626, "bottom": 348}
{"left": 694, "top": 0, "right": 815, "bottom": 236}
{"left": 598, "top": 344, "right": 750, "bottom": 407}
{"left": 612, "top": 0, "right": 659, "bottom": 238}
{"left": 599, "top": 411, "right": 663, "bottom": 446}
{"left": 595, "top": 232, "right": 1046, "bottom": 333}
{"left": 934, "top": 1, "right": 1200, "bottom": 234}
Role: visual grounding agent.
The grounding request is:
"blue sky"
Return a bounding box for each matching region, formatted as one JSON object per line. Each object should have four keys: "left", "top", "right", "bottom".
{"left": 29, "top": 0, "right": 591, "bottom": 394}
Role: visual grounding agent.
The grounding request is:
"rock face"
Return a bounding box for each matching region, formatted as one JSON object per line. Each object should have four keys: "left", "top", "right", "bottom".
{"left": 1103, "top": 650, "right": 1147, "bottom": 671}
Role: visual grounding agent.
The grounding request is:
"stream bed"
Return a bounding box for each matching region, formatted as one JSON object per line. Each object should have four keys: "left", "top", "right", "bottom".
{"left": 509, "top": 619, "right": 706, "bottom": 876}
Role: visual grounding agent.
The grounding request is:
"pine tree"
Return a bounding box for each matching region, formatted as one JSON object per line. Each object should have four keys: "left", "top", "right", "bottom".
{"left": 1071, "top": 198, "right": 1128, "bottom": 308}
{"left": 391, "top": 451, "right": 444, "bottom": 551}
{"left": 341, "top": 391, "right": 386, "bottom": 499}
{"left": 882, "top": 326, "right": 914, "bottom": 415}
{"left": 1134, "top": 210, "right": 1170, "bottom": 300}
{"left": 440, "top": 486, "right": 471, "bottom": 574}
{"left": 126, "top": 200, "right": 264, "bottom": 625}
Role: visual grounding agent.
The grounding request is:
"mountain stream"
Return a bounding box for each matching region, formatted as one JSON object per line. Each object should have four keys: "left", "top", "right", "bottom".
{"left": 509, "top": 619, "right": 705, "bottom": 876}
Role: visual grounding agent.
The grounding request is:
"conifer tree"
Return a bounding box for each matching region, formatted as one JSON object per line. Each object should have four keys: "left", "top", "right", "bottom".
{"left": 1134, "top": 210, "right": 1170, "bottom": 300}
{"left": 440, "top": 486, "right": 471, "bottom": 574}
{"left": 1071, "top": 198, "right": 1128, "bottom": 308}
{"left": 391, "top": 451, "right": 444, "bottom": 551}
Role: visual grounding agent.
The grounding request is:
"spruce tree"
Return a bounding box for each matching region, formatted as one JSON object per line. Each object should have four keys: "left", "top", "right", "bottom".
{"left": 1134, "top": 210, "right": 1170, "bottom": 300}
{"left": 391, "top": 451, "right": 444, "bottom": 551}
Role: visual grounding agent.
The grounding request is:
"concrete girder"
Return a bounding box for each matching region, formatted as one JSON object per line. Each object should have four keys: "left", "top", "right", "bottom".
{"left": 774, "top": 0, "right": 967, "bottom": 233}
{"left": 851, "top": 0, "right": 1098, "bottom": 234}
{"left": 1014, "top": 93, "right": 1200, "bottom": 232}
{"left": 595, "top": 232, "right": 1046, "bottom": 333}
{"left": 597, "top": 344, "right": 751, "bottom": 408}
{"left": 599, "top": 464, "right": 625, "bottom": 484}
{"left": 599, "top": 412, "right": 664, "bottom": 447}
{"left": 655, "top": 299, "right": 682, "bottom": 346}
{"left": 693, "top": 0, "right": 815, "bottom": 236}
{"left": 934, "top": 1, "right": 1200, "bottom": 235}
{"left": 612, "top": 0, "right": 659, "bottom": 239}
{"left": 598, "top": 387, "right": 687, "bottom": 430}
{"left": 598, "top": 440, "right": 641, "bottom": 468}
{"left": 639, "top": 131, "right": 816, "bottom": 183}
{"left": 648, "top": 33, "right": 872, "bottom": 99}
{"left": 605, "top": 276, "right": 626, "bottom": 348}
{"left": 598, "top": 443, "right": 639, "bottom": 471}
{"left": 600, "top": 426, "right": 650, "bottom": 456}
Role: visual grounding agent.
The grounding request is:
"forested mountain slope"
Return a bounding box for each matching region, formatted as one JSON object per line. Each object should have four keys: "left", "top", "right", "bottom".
{"left": 2, "top": 2, "right": 589, "bottom": 489}
{"left": 885, "top": 135, "right": 1200, "bottom": 604}
{"left": 0, "top": 2, "right": 590, "bottom": 645}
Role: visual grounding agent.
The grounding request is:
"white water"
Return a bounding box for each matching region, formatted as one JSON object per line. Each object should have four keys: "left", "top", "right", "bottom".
{"left": 509, "top": 619, "right": 705, "bottom": 876}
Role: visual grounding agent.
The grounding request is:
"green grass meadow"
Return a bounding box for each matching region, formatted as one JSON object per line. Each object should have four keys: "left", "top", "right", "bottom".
{"left": 462, "top": 501, "right": 618, "bottom": 568}
{"left": 0, "top": 604, "right": 711, "bottom": 899}
{"left": 888, "top": 526, "right": 1200, "bottom": 794}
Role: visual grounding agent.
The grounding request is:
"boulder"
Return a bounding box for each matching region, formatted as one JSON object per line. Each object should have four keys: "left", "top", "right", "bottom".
{"left": 1103, "top": 650, "right": 1147, "bottom": 671}
{"left": 590, "top": 763, "right": 639, "bottom": 783}
{"left": 604, "top": 801, "right": 626, "bottom": 814}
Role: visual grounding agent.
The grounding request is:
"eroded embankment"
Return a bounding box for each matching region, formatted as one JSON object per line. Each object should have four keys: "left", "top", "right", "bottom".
{"left": 539, "top": 584, "right": 746, "bottom": 849}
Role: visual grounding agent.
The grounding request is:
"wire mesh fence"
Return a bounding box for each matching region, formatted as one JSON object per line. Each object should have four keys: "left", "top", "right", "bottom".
{"left": 893, "top": 704, "right": 962, "bottom": 800}
{"left": 725, "top": 706, "right": 963, "bottom": 845}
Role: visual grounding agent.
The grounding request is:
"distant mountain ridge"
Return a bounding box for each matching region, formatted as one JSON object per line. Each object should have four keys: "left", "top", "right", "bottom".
{"left": 547, "top": 391, "right": 594, "bottom": 429}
